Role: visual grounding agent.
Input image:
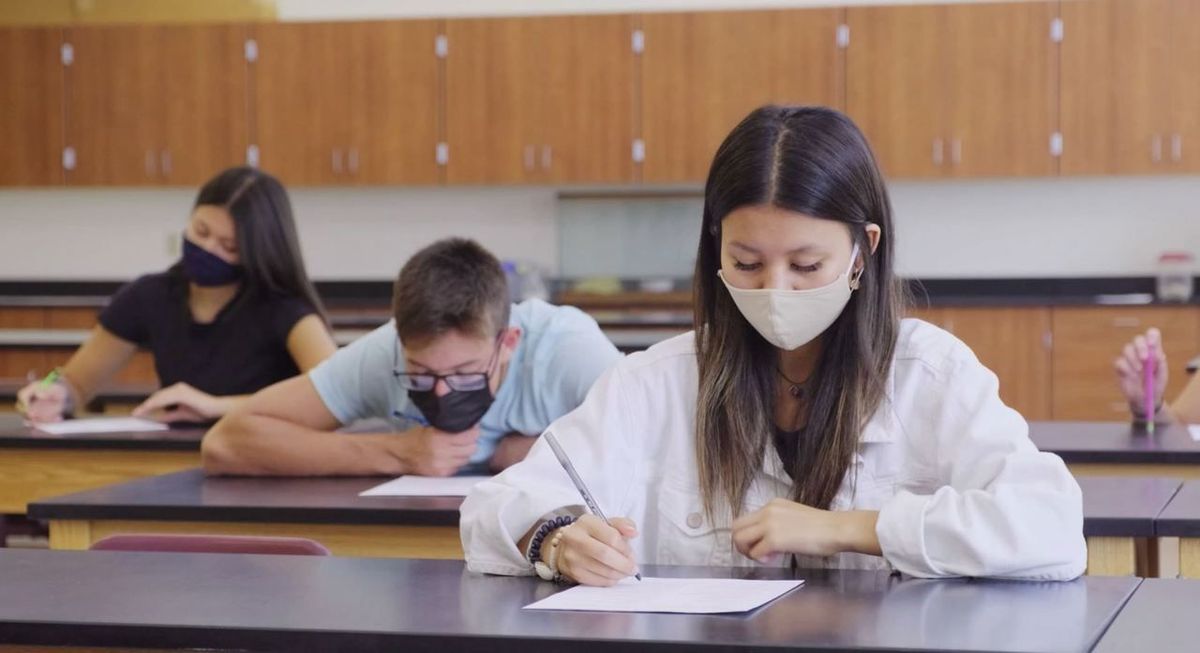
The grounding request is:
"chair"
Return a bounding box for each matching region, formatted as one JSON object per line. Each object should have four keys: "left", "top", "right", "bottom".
{"left": 89, "top": 533, "right": 331, "bottom": 556}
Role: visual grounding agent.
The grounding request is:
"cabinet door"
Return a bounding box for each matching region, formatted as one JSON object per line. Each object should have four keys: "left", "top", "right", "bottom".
{"left": 159, "top": 24, "right": 250, "bottom": 186}
{"left": 64, "top": 25, "right": 164, "bottom": 186}
{"left": 444, "top": 18, "right": 541, "bottom": 184}
{"left": 538, "top": 14, "right": 635, "bottom": 184}
{"left": 0, "top": 28, "right": 64, "bottom": 186}
{"left": 1168, "top": 0, "right": 1200, "bottom": 172}
{"left": 942, "top": 307, "right": 1054, "bottom": 420}
{"left": 944, "top": 2, "right": 1058, "bottom": 177}
{"left": 846, "top": 5, "right": 946, "bottom": 179}
{"left": 641, "top": 9, "right": 842, "bottom": 183}
{"left": 1052, "top": 307, "right": 1199, "bottom": 420}
{"left": 253, "top": 22, "right": 351, "bottom": 185}
{"left": 344, "top": 20, "right": 441, "bottom": 185}
{"left": 1060, "top": 0, "right": 1172, "bottom": 174}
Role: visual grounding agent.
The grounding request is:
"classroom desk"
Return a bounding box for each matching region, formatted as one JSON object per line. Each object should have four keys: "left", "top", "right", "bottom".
{"left": 0, "top": 414, "right": 202, "bottom": 515}
{"left": 1077, "top": 476, "right": 1182, "bottom": 577}
{"left": 1151, "top": 480, "right": 1200, "bottom": 579}
{"left": 29, "top": 468, "right": 463, "bottom": 559}
{"left": 1029, "top": 420, "right": 1200, "bottom": 478}
{"left": 1093, "top": 578, "right": 1200, "bottom": 652}
{"left": 0, "top": 550, "right": 1139, "bottom": 653}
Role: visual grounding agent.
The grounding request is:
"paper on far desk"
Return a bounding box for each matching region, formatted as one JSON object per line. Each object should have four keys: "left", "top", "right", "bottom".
{"left": 33, "top": 417, "right": 168, "bottom": 436}
{"left": 1188, "top": 425, "right": 1200, "bottom": 442}
{"left": 358, "top": 475, "right": 490, "bottom": 497}
{"left": 523, "top": 577, "right": 803, "bottom": 614}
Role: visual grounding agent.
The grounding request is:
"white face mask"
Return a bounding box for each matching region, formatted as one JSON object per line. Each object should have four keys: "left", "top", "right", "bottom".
{"left": 719, "top": 243, "right": 861, "bottom": 351}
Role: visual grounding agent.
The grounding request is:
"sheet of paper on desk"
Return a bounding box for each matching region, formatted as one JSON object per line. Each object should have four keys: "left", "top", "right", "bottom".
{"left": 523, "top": 577, "right": 804, "bottom": 614}
{"left": 1189, "top": 425, "right": 1200, "bottom": 441}
{"left": 358, "top": 475, "right": 490, "bottom": 497}
{"left": 34, "top": 417, "right": 169, "bottom": 435}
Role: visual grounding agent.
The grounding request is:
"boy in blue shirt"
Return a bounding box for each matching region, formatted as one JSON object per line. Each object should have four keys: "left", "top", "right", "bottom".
{"left": 202, "top": 238, "right": 620, "bottom": 476}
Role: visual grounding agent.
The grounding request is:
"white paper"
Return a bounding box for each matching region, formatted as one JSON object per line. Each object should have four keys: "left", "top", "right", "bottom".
{"left": 358, "top": 475, "right": 490, "bottom": 497}
{"left": 1188, "top": 425, "right": 1200, "bottom": 442}
{"left": 523, "top": 577, "right": 803, "bottom": 614}
{"left": 34, "top": 417, "right": 169, "bottom": 436}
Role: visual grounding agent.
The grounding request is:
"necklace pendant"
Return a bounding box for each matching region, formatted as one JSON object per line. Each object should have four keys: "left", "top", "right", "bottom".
{"left": 789, "top": 384, "right": 804, "bottom": 399}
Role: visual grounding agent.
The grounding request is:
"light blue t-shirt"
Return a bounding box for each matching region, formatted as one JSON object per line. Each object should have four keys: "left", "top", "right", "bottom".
{"left": 309, "top": 299, "right": 622, "bottom": 466}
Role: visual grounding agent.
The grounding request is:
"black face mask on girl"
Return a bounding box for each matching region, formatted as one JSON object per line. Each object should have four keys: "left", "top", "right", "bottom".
{"left": 181, "top": 234, "right": 243, "bottom": 287}
{"left": 398, "top": 336, "right": 502, "bottom": 434}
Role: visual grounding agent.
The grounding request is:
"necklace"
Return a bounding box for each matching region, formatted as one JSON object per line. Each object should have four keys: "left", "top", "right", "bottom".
{"left": 777, "top": 367, "right": 809, "bottom": 399}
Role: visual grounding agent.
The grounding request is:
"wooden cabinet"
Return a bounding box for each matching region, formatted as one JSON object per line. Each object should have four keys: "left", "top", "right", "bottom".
{"left": 445, "top": 15, "right": 634, "bottom": 185}
{"left": 909, "top": 306, "right": 1053, "bottom": 420}
{"left": 254, "top": 21, "right": 440, "bottom": 186}
{"left": 64, "top": 24, "right": 248, "bottom": 186}
{"left": 846, "top": 5, "right": 945, "bottom": 179}
{"left": 1052, "top": 307, "right": 1200, "bottom": 420}
{"left": 640, "top": 9, "right": 842, "bottom": 184}
{"left": 847, "top": 3, "right": 1057, "bottom": 179}
{"left": 1168, "top": 0, "right": 1200, "bottom": 173}
{"left": 1060, "top": 0, "right": 1171, "bottom": 174}
{"left": 0, "top": 27, "right": 64, "bottom": 186}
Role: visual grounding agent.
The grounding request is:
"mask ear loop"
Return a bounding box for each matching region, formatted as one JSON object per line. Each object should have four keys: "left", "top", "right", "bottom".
{"left": 847, "top": 242, "right": 864, "bottom": 290}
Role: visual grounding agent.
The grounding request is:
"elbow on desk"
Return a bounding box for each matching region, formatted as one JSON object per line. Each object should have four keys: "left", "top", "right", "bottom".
{"left": 200, "top": 415, "right": 255, "bottom": 476}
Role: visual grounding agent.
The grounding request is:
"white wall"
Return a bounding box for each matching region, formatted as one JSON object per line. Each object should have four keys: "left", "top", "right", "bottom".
{"left": 0, "top": 187, "right": 559, "bottom": 280}
{"left": 1, "top": 177, "right": 1198, "bottom": 281}
{"left": 277, "top": 0, "right": 1024, "bottom": 20}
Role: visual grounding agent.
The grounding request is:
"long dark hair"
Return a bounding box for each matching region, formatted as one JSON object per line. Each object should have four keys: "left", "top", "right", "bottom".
{"left": 192, "top": 166, "right": 328, "bottom": 325}
{"left": 693, "top": 106, "right": 905, "bottom": 519}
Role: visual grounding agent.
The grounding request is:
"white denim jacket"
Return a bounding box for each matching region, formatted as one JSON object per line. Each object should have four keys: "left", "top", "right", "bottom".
{"left": 461, "top": 319, "right": 1087, "bottom": 580}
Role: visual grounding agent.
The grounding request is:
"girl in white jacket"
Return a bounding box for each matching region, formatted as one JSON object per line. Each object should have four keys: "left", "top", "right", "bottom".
{"left": 461, "top": 105, "right": 1087, "bottom": 585}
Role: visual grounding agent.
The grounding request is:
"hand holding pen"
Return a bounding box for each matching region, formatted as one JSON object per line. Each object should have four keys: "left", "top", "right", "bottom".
{"left": 542, "top": 430, "right": 642, "bottom": 586}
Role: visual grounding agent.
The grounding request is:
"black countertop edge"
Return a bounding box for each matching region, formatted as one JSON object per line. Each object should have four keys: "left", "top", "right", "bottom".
{"left": 1047, "top": 450, "right": 1200, "bottom": 465}
{"left": 2, "top": 276, "right": 1199, "bottom": 307}
{"left": 0, "top": 627, "right": 748, "bottom": 653}
{"left": 0, "top": 437, "right": 201, "bottom": 451}
{"left": 1153, "top": 519, "right": 1200, "bottom": 537}
{"left": 1084, "top": 517, "right": 1159, "bottom": 538}
{"left": 25, "top": 502, "right": 462, "bottom": 526}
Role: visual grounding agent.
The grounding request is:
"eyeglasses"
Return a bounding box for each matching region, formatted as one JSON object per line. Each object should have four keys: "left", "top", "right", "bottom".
{"left": 393, "top": 334, "right": 502, "bottom": 393}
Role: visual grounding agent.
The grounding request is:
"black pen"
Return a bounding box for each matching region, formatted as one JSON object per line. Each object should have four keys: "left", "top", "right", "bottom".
{"left": 543, "top": 430, "right": 642, "bottom": 581}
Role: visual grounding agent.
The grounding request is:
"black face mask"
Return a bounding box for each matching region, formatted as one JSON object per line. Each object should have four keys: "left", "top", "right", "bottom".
{"left": 407, "top": 385, "right": 495, "bottom": 434}
{"left": 181, "top": 234, "right": 243, "bottom": 287}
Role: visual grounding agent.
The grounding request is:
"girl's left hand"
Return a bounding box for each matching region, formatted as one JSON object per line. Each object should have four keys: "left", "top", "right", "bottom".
{"left": 732, "top": 498, "right": 880, "bottom": 563}
{"left": 133, "top": 382, "right": 223, "bottom": 423}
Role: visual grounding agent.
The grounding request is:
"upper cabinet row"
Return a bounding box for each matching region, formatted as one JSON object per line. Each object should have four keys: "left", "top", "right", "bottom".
{"left": 2, "top": 0, "right": 1198, "bottom": 188}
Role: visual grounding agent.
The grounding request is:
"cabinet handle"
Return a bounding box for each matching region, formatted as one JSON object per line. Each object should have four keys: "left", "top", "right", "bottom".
{"left": 144, "top": 150, "right": 157, "bottom": 178}
{"left": 1152, "top": 134, "right": 1163, "bottom": 164}
{"left": 348, "top": 147, "right": 359, "bottom": 174}
{"left": 1111, "top": 317, "right": 1142, "bottom": 328}
{"left": 524, "top": 145, "right": 535, "bottom": 171}
{"left": 160, "top": 150, "right": 172, "bottom": 178}
{"left": 541, "top": 145, "right": 552, "bottom": 170}
{"left": 951, "top": 138, "right": 962, "bottom": 166}
{"left": 332, "top": 148, "right": 344, "bottom": 175}
{"left": 1172, "top": 134, "right": 1183, "bottom": 163}
{"left": 932, "top": 138, "right": 944, "bottom": 167}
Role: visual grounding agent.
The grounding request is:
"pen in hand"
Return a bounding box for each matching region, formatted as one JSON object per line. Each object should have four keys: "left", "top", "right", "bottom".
{"left": 542, "top": 430, "right": 642, "bottom": 581}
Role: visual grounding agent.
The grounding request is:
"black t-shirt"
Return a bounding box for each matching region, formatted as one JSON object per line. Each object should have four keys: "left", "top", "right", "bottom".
{"left": 98, "top": 269, "right": 316, "bottom": 396}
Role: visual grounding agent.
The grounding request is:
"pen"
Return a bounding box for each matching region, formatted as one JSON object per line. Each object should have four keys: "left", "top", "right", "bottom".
{"left": 542, "top": 430, "right": 642, "bottom": 581}
{"left": 1145, "top": 354, "right": 1156, "bottom": 435}
{"left": 17, "top": 368, "right": 61, "bottom": 412}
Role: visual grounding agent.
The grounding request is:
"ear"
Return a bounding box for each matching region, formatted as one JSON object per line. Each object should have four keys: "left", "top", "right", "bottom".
{"left": 864, "top": 223, "right": 882, "bottom": 255}
{"left": 498, "top": 327, "right": 522, "bottom": 361}
{"left": 851, "top": 224, "right": 882, "bottom": 290}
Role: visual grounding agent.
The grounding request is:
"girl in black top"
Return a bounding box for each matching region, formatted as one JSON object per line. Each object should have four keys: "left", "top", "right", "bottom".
{"left": 17, "top": 167, "right": 337, "bottom": 424}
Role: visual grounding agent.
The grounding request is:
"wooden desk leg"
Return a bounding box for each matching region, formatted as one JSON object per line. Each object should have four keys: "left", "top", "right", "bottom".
{"left": 48, "top": 520, "right": 91, "bottom": 551}
{"left": 1178, "top": 538, "right": 1200, "bottom": 578}
{"left": 1087, "top": 536, "right": 1137, "bottom": 576}
{"left": 1136, "top": 537, "right": 1161, "bottom": 578}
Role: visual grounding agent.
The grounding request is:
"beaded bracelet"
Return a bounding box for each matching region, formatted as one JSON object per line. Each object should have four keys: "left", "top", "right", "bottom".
{"left": 526, "top": 515, "right": 575, "bottom": 566}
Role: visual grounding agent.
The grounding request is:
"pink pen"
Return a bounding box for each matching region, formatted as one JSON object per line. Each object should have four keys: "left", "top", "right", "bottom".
{"left": 1145, "top": 353, "right": 1156, "bottom": 434}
